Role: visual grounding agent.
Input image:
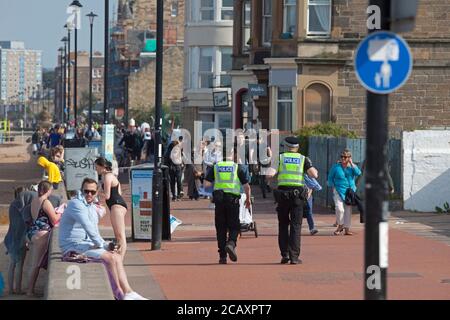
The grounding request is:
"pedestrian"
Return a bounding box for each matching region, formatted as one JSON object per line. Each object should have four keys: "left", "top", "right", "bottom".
{"left": 118, "top": 122, "right": 140, "bottom": 166}
{"left": 327, "top": 149, "right": 362, "bottom": 235}
{"left": 26, "top": 181, "right": 60, "bottom": 297}
{"left": 187, "top": 143, "right": 203, "bottom": 200}
{"left": 58, "top": 178, "right": 147, "bottom": 300}
{"left": 204, "top": 148, "right": 251, "bottom": 264}
{"left": 140, "top": 130, "right": 153, "bottom": 163}
{"left": 303, "top": 174, "right": 322, "bottom": 235}
{"left": 95, "top": 157, "right": 128, "bottom": 259}
{"left": 203, "top": 140, "right": 223, "bottom": 200}
{"left": 50, "top": 146, "right": 65, "bottom": 179}
{"left": 37, "top": 155, "right": 63, "bottom": 190}
{"left": 268, "top": 136, "right": 318, "bottom": 264}
{"left": 168, "top": 140, "right": 184, "bottom": 201}
{"left": 31, "top": 128, "right": 41, "bottom": 155}
{"left": 47, "top": 125, "right": 62, "bottom": 148}
{"left": 4, "top": 187, "right": 27, "bottom": 295}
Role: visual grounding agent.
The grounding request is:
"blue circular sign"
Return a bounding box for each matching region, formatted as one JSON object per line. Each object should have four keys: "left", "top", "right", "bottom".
{"left": 354, "top": 31, "right": 413, "bottom": 94}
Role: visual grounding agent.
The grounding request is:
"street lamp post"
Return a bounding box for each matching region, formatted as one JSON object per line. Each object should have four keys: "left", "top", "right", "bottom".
{"left": 65, "top": 23, "right": 72, "bottom": 124}
{"left": 125, "top": 57, "right": 131, "bottom": 127}
{"left": 70, "top": 0, "right": 83, "bottom": 127}
{"left": 152, "top": 0, "right": 164, "bottom": 251}
{"left": 87, "top": 11, "right": 98, "bottom": 131}
{"left": 104, "top": 0, "right": 109, "bottom": 124}
{"left": 58, "top": 47, "right": 64, "bottom": 123}
{"left": 61, "top": 36, "right": 68, "bottom": 124}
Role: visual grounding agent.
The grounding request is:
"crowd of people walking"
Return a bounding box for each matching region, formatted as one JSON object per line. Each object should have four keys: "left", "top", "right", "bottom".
{"left": 3, "top": 117, "right": 367, "bottom": 298}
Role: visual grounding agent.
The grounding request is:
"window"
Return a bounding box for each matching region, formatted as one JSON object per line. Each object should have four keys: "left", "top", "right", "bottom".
{"left": 221, "top": 0, "right": 234, "bottom": 21}
{"left": 283, "top": 0, "right": 297, "bottom": 38}
{"left": 219, "top": 47, "right": 232, "bottom": 87}
{"left": 242, "top": 0, "right": 251, "bottom": 53}
{"left": 262, "top": 0, "right": 272, "bottom": 46}
{"left": 200, "top": 0, "right": 214, "bottom": 21}
{"left": 199, "top": 47, "right": 214, "bottom": 88}
{"left": 171, "top": 0, "right": 179, "bottom": 17}
{"left": 191, "top": 46, "right": 233, "bottom": 89}
{"left": 307, "top": 0, "right": 332, "bottom": 36}
{"left": 194, "top": 0, "right": 234, "bottom": 22}
{"left": 277, "top": 87, "right": 293, "bottom": 131}
{"left": 305, "top": 83, "right": 331, "bottom": 125}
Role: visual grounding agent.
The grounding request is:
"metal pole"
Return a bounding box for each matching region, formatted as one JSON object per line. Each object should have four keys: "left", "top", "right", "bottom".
{"left": 74, "top": 27, "right": 78, "bottom": 127}
{"left": 125, "top": 58, "right": 130, "bottom": 127}
{"left": 152, "top": 0, "right": 164, "bottom": 251}
{"left": 104, "top": 0, "right": 109, "bottom": 124}
{"left": 365, "top": 0, "right": 390, "bottom": 300}
{"left": 67, "top": 28, "right": 71, "bottom": 124}
{"left": 89, "top": 20, "right": 94, "bottom": 131}
{"left": 60, "top": 52, "right": 64, "bottom": 122}
{"left": 63, "top": 42, "right": 67, "bottom": 124}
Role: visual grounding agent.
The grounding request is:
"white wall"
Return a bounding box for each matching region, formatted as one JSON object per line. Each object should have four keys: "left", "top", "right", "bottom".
{"left": 403, "top": 130, "right": 450, "bottom": 212}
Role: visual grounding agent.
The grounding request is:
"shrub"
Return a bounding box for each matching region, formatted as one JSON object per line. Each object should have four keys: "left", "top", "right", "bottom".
{"left": 435, "top": 202, "right": 450, "bottom": 214}
{"left": 295, "top": 122, "right": 358, "bottom": 156}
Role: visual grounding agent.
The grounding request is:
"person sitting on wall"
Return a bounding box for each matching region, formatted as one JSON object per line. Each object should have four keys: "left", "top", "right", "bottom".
{"left": 58, "top": 178, "right": 148, "bottom": 300}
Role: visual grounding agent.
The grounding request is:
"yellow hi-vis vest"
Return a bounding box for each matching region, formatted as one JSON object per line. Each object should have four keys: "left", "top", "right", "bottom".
{"left": 277, "top": 153, "right": 305, "bottom": 187}
{"left": 214, "top": 161, "right": 241, "bottom": 196}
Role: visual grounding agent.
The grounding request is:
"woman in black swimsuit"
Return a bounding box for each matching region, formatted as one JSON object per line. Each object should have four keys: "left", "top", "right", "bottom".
{"left": 95, "top": 157, "right": 128, "bottom": 259}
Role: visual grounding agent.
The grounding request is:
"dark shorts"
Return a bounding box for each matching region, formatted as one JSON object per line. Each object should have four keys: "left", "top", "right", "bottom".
{"left": 106, "top": 196, "right": 128, "bottom": 211}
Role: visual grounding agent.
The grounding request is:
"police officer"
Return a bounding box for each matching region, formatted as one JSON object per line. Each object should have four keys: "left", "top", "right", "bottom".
{"left": 204, "top": 148, "right": 251, "bottom": 264}
{"left": 269, "top": 137, "right": 318, "bottom": 264}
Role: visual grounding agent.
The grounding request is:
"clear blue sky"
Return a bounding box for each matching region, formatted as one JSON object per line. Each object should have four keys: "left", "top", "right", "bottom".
{"left": 0, "top": 0, "right": 118, "bottom": 69}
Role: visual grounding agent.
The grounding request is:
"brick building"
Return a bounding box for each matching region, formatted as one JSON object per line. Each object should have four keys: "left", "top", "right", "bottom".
{"left": 230, "top": 0, "right": 450, "bottom": 136}
{"left": 55, "top": 52, "right": 104, "bottom": 123}
{"left": 110, "top": 0, "right": 185, "bottom": 123}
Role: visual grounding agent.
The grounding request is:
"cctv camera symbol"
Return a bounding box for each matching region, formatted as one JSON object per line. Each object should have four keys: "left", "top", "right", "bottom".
{"left": 368, "top": 38, "right": 400, "bottom": 89}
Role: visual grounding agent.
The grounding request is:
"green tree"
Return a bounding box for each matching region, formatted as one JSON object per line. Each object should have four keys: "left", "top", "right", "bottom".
{"left": 80, "top": 91, "right": 99, "bottom": 118}
{"left": 129, "top": 104, "right": 181, "bottom": 136}
{"left": 42, "top": 69, "right": 56, "bottom": 89}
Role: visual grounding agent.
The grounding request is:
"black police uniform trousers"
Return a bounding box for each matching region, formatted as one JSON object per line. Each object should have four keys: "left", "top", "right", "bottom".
{"left": 276, "top": 188, "right": 304, "bottom": 261}
{"left": 215, "top": 194, "right": 240, "bottom": 258}
{"left": 169, "top": 164, "right": 183, "bottom": 198}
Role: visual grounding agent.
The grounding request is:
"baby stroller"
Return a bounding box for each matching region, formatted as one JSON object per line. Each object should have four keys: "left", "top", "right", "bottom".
{"left": 239, "top": 194, "right": 258, "bottom": 238}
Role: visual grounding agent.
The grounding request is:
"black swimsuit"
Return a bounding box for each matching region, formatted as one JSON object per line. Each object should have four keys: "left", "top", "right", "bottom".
{"left": 104, "top": 183, "right": 128, "bottom": 210}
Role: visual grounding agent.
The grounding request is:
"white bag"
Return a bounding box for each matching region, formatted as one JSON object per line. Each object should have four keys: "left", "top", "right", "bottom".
{"left": 239, "top": 193, "right": 253, "bottom": 225}
{"left": 170, "top": 215, "right": 182, "bottom": 234}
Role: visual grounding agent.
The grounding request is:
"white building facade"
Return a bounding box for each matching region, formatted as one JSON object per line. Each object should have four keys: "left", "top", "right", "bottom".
{"left": 181, "top": 0, "right": 234, "bottom": 136}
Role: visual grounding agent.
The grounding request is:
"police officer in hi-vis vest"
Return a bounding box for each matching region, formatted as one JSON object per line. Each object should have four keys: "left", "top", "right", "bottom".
{"left": 269, "top": 137, "right": 318, "bottom": 264}
{"left": 204, "top": 148, "right": 251, "bottom": 264}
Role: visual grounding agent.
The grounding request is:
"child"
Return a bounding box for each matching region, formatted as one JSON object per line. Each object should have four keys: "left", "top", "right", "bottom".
{"left": 303, "top": 175, "right": 322, "bottom": 235}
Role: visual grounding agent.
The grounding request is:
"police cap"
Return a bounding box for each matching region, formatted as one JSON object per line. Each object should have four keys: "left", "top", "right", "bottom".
{"left": 284, "top": 136, "right": 300, "bottom": 148}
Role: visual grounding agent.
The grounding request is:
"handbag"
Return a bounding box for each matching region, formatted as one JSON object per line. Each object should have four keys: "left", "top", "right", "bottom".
{"left": 342, "top": 166, "right": 365, "bottom": 223}
{"left": 344, "top": 188, "right": 356, "bottom": 205}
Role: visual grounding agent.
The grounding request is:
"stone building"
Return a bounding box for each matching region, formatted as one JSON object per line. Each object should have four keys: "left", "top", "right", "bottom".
{"left": 230, "top": 0, "right": 450, "bottom": 136}
{"left": 110, "top": 0, "right": 185, "bottom": 123}
{"left": 128, "top": 46, "right": 184, "bottom": 110}
{"left": 55, "top": 52, "right": 104, "bottom": 123}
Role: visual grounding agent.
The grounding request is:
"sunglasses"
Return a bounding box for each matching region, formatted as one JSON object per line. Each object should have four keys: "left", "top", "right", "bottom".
{"left": 341, "top": 155, "right": 351, "bottom": 159}
{"left": 83, "top": 189, "right": 97, "bottom": 195}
